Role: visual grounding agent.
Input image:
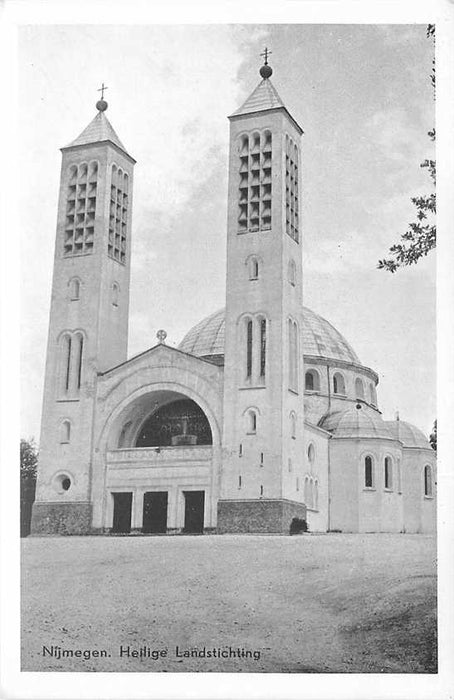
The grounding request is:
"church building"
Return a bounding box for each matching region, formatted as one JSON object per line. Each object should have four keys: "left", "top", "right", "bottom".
{"left": 31, "top": 57, "right": 436, "bottom": 536}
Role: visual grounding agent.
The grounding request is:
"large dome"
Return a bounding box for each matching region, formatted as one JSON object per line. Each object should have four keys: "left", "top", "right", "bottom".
{"left": 179, "top": 306, "right": 360, "bottom": 365}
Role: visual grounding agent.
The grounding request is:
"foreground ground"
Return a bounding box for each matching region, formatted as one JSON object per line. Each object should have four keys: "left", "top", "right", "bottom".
{"left": 21, "top": 533, "right": 437, "bottom": 673}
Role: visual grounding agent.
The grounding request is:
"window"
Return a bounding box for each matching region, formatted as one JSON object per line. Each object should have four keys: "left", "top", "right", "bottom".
{"left": 75, "top": 333, "right": 84, "bottom": 390}
{"left": 314, "top": 480, "right": 319, "bottom": 510}
{"left": 60, "top": 420, "right": 71, "bottom": 443}
{"left": 112, "top": 282, "right": 119, "bottom": 306}
{"left": 296, "top": 477, "right": 300, "bottom": 492}
{"left": 285, "top": 135, "right": 299, "bottom": 242}
{"left": 260, "top": 452, "right": 264, "bottom": 467}
{"left": 424, "top": 465, "right": 433, "bottom": 497}
{"left": 238, "top": 475, "right": 242, "bottom": 489}
{"left": 355, "top": 378, "right": 365, "bottom": 400}
{"left": 247, "top": 410, "right": 257, "bottom": 434}
{"left": 63, "top": 334, "right": 72, "bottom": 392}
{"left": 365, "top": 456, "right": 373, "bottom": 488}
{"left": 369, "top": 383, "right": 377, "bottom": 406}
{"left": 304, "top": 476, "right": 310, "bottom": 506}
{"left": 384, "top": 457, "right": 393, "bottom": 490}
{"left": 288, "top": 319, "right": 298, "bottom": 392}
{"left": 288, "top": 259, "right": 296, "bottom": 286}
{"left": 260, "top": 485, "right": 264, "bottom": 496}
{"left": 248, "top": 257, "right": 259, "bottom": 280}
{"left": 237, "top": 130, "right": 272, "bottom": 233}
{"left": 308, "top": 443, "right": 315, "bottom": 465}
{"left": 288, "top": 458, "right": 292, "bottom": 473}
{"left": 305, "top": 369, "right": 320, "bottom": 392}
{"left": 246, "top": 320, "right": 253, "bottom": 378}
{"left": 260, "top": 318, "right": 266, "bottom": 378}
{"left": 69, "top": 278, "right": 80, "bottom": 300}
{"left": 108, "top": 164, "right": 129, "bottom": 264}
{"left": 64, "top": 161, "right": 97, "bottom": 257}
{"left": 239, "top": 443, "right": 243, "bottom": 457}
{"left": 290, "top": 412, "right": 297, "bottom": 439}
{"left": 333, "top": 372, "right": 346, "bottom": 395}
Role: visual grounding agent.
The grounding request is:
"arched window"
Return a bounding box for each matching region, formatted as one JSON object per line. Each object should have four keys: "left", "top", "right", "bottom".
{"left": 259, "top": 318, "right": 266, "bottom": 378}
{"left": 246, "top": 319, "right": 253, "bottom": 378}
{"left": 60, "top": 420, "right": 71, "bottom": 443}
{"left": 112, "top": 282, "right": 120, "bottom": 306}
{"left": 309, "top": 479, "right": 314, "bottom": 509}
{"left": 288, "top": 259, "right": 296, "bottom": 286}
{"left": 369, "top": 383, "right": 377, "bottom": 406}
{"left": 364, "top": 456, "right": 374, "bottom": 488}
{"left": 248, "top": 257, "right": 259, "bottom": 280}
{"left": 69, "top": 278, "right": 80, "bottom": 300}
{"left": 304, "top": 476, "right": 310, "bottom": 507}
{"left": 384, "top": 456, "right": 393, "bottom": 490}
{"left": 75, "top": 333, "right": 84, "bottom": 390}
{"left": 424, "top": 465, "right": 433, "bottom": 497}
{"left": 61, "top": 334, "right": 72, "bottom": 393}
{"left": 290, "top": 411, "right": 297, "bottom": 439}
{"left": 308, "top": 443, "right": 315, "bottom": 466}
{"left": 305, "top": 369, "right": 320, "bottom": 392}
{"left": 333, "top": 372, "right": 346, "bottom": 395}
{"left": 288, "top": 319, "right": 298, "bottom": 392}
{"left": 355, "top": 377, "right": 365, "bottom": 400}
{"left": 247, "top": 409, "right": 257, "bottom": 434}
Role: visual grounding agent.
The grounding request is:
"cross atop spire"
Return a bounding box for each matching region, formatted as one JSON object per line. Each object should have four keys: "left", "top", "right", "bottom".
{"left": 98, "top": 82, "right": 108, "bottom": 100}
{"left": 260, "top": 47, "right": 272, "bottom": 65}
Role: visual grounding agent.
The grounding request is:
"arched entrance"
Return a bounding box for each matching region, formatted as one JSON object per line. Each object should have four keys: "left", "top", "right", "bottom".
{"left": 104, "top": 389, "right": 216, "bottom": 534}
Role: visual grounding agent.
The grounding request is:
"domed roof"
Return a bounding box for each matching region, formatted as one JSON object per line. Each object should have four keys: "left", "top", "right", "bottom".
{"left": 385, "top": 420, "right": 431, "bottom": 449}
{"left": 319, "top": 407, "right": 393, "bottom": 440}
{"left": 179, "top": 306, "right": 360, "bottom": 364}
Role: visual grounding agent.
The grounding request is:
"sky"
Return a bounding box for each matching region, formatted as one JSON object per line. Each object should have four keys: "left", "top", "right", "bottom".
{"left": 18, "top": 23, "right": 436, "bottom": 439}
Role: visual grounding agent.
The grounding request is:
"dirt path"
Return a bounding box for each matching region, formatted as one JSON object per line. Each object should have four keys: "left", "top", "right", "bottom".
{"left": 21, "top": 534, "right": 437, "bottom": 673}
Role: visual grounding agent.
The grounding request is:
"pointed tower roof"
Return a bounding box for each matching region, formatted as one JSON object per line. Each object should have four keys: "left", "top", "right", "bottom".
{"left": 229, "top": 51, "right": 303, "bottom": 134}
{"left": 62, "top": 94, "right": 135, "bottom": 161}
{"left": 232, "top": 78, "right": 285, "bottom": 117}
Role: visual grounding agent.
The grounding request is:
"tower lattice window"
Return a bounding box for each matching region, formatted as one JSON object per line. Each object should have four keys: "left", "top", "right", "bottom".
{"left": 108, "top": 166, "right": 129, "bottom": 264}
{"left": 285, "top": 135, "right": 299, "bottom": 242}
{"left": 237, "top": 130, "right": 272, "bottom": 233}
{"left": 64, "top": 161, "right": 98, "bottom": 256}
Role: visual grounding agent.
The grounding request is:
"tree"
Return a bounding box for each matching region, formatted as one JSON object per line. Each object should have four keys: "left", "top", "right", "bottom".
{"left": 20, "top": 438, "right": 38, "bottom": 537}
{"left": 429, "top": 420, "right": 437, "bottom": 452}
{"left": 378, "top": 25, "right": 435, "bottom": 273}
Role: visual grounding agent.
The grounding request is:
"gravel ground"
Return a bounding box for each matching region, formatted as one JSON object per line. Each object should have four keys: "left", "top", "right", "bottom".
{"left": 21, "top": 533, "right": 437, "bottom": 673}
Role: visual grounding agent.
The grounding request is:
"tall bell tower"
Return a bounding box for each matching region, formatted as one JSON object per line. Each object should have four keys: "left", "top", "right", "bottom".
{"left": 218, "top": 54, "right": 307, "bottom": 532}
{"left": 31, "top": 91, "right": 136, "bottom": 534}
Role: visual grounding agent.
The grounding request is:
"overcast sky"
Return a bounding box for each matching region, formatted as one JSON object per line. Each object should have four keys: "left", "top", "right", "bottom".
{"left": 19, "top": 23, "right": 435, "bottom": 439}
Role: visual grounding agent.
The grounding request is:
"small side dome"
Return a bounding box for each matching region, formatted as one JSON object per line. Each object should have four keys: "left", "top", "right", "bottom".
{"left": 319, "top": 407, "right": 393, "bottom": 440}
{"left": 385, "top": 420, "right": 431, "bottom": 449}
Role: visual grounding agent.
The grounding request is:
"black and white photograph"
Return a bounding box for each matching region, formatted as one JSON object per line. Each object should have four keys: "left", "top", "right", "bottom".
{"left": 2, "top": 2, "right": 454, "bottom": 698}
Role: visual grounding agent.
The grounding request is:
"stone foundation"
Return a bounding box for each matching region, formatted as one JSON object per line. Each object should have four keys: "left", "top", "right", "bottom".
{"left": 30, "top": 502, "right": 93, "bottom": 535}
{"left": 217, "top": 498, "right": 307, "bottom": 534}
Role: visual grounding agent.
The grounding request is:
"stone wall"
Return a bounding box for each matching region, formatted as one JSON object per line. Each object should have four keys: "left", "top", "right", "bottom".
{"left": 217, "top": 498, "right": 307, "bottom": 534}
{"left": 31, "top": 502, "right": 92, "bottom": 535}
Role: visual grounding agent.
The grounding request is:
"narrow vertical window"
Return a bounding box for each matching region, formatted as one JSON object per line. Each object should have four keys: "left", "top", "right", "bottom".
{"left": 260, "top": 485, "right": 263, "bottom": 496}
{"left": 314, "top": 481, "right": 319, "bottom": 510}
{"left": 70, "top": 278, "right": 80, "bottom": 300}
{"left": 397, "top": 459, "right": 402, "bottom": 493}
{"left": 260, "top": 318, "right": 266, "bottom": 378}
{"left": 112, "top": 282, "right": 119, "bottom": 306}
{"left": 296, "top": 477, "right": 300, "bottom": 492}
{"left": 76, "top": 335, "right": 83, "bottom": 390}
{"left": 64, "top": 336, "right": 72, "bottom": 392}
{"left": 239, "top": 443, "right": 243, "bottom": 457}
{"left": 424, "top": 465, "right": 433, "bottom": 497}
{"left": 260, "top": 452, "right": 264, "bottom": 467}
{"left": 246, "top": 320, "right": 253, "bottom": 378}
{"left": 60, "top": 420, "right": 71, "bottom": 443}
{"left": 288, "top": 320, "right": 298, "bottom": 392}
{"left": 384, "top": 457, "right": 393, "bottom": 490}
{"left": 365, "top": 456, "right": 373, "bottom": 488}
{"left": 238, "top": 475, "right": 242, "bottom": 489}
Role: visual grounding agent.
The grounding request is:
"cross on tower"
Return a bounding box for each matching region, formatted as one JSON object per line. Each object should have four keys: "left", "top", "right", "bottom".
{"left": 260, "top": 47, "right": 272, "bottom": 65}
{"left": 97, "top": 82, "right": 108, "bottom": 100}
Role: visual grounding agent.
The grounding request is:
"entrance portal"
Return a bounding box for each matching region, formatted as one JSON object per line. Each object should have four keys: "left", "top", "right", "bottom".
{"left": 143, "top": 492, "right": 168, "bottom": 533}
{"left": 112, "top": 492, "right": 132, "bottom": 533}
{"left": 183, "top": 491, "right": 205, "bottom": 533}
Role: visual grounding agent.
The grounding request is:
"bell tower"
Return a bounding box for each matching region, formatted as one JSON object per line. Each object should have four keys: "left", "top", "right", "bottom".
{"left": 218, "top": 54, "right": 307, "bottom": 533}
{"left": 31, "top": 91, "right": 136, "bottom": 534}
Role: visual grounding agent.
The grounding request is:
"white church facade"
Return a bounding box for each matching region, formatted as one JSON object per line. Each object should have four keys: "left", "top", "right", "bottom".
{"left": 31, "top": 59, "right": 436, "bottom": 536}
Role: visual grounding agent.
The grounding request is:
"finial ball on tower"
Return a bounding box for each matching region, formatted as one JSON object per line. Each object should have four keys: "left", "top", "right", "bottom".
{"left": 96, "top": 99, "right": 108, "bottom": 112}
{"left": 259, "top": 47, "right": 273, "bottom": 79}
